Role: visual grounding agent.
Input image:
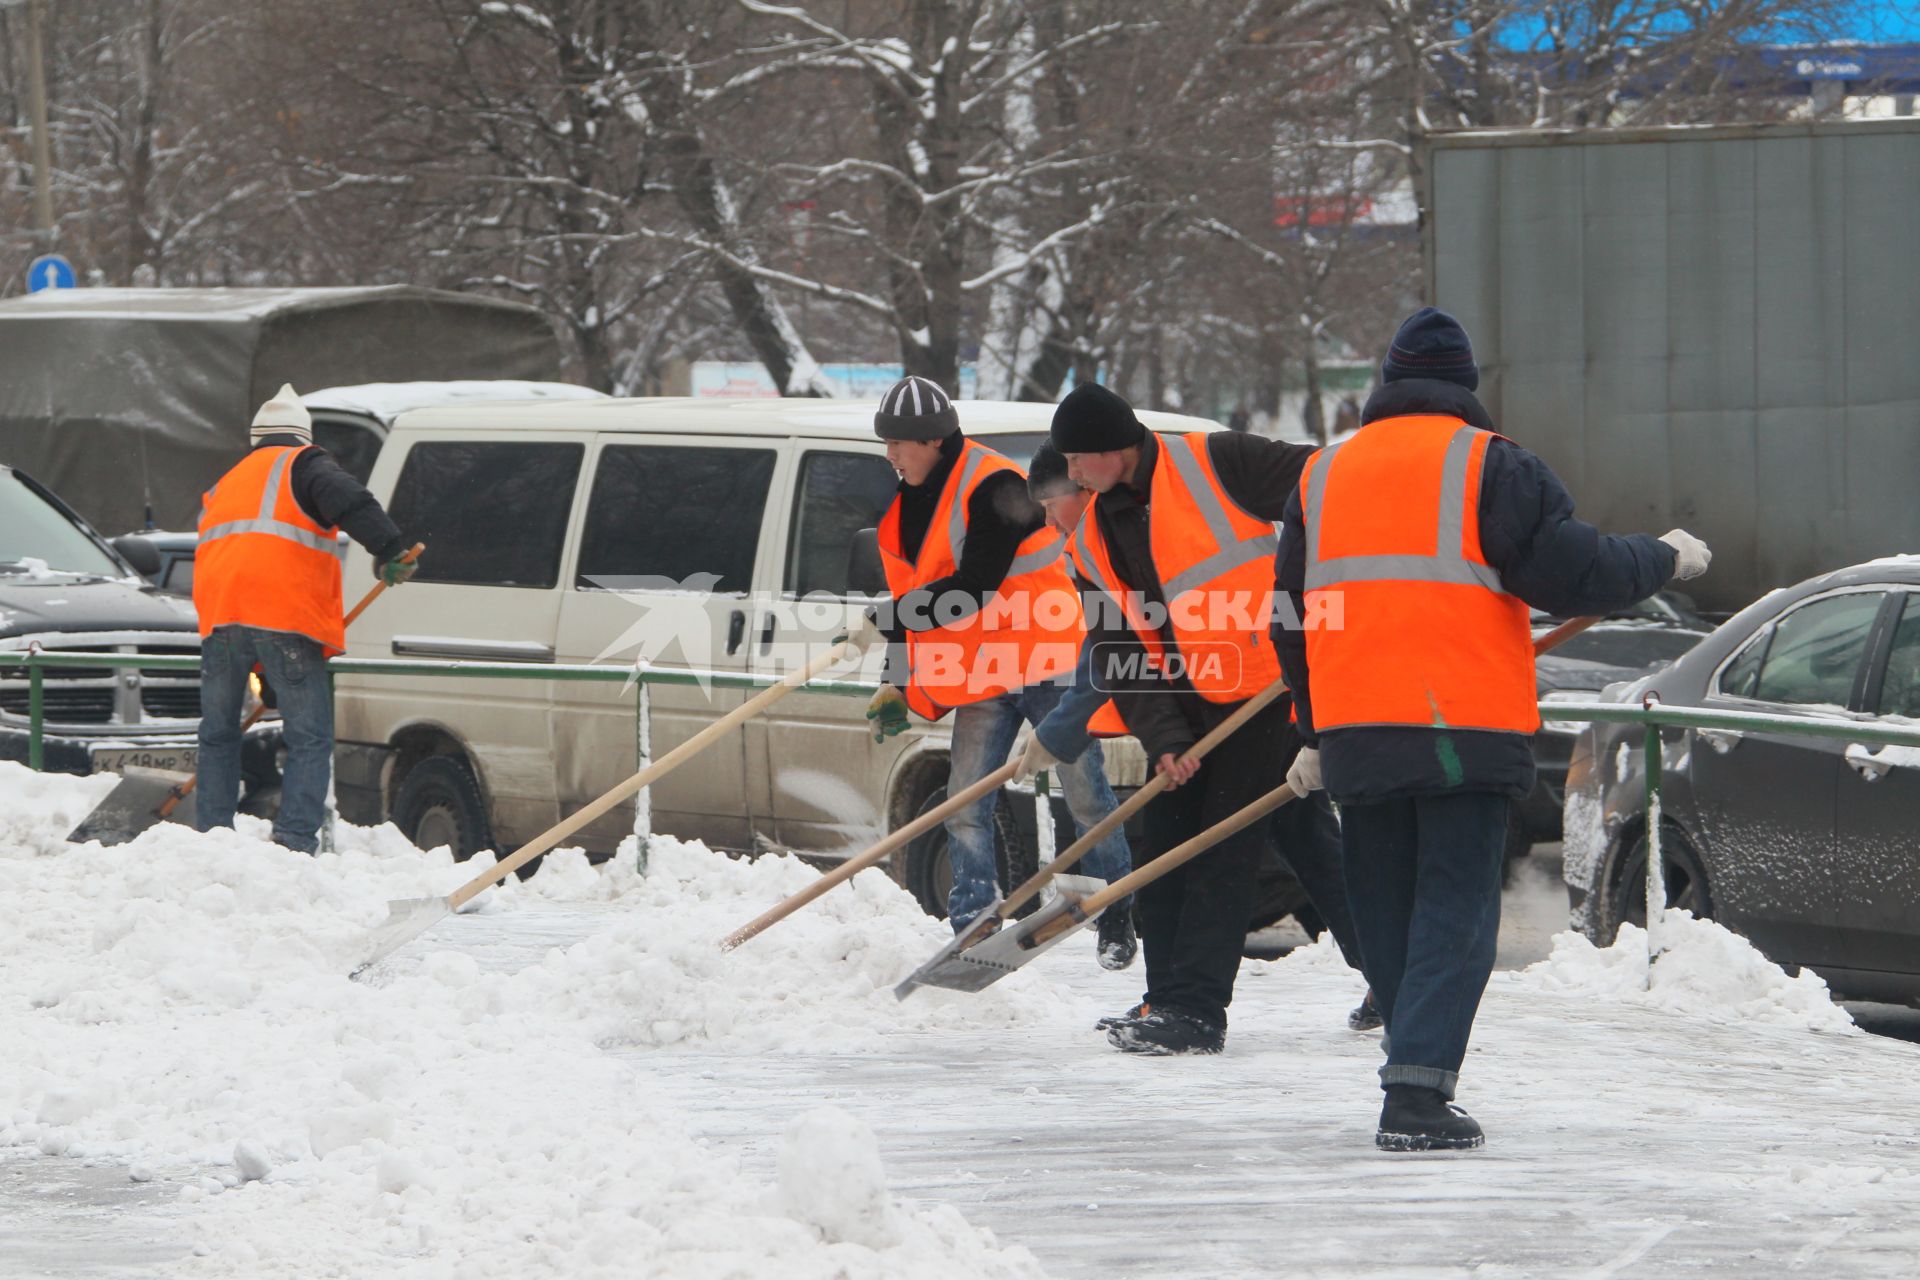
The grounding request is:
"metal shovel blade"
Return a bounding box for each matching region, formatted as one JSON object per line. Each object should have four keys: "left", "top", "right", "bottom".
{"left": 894, "top": 875, "right": 1106, "bottom": 998}
{"left": 348, "top": 896, "right": 452, "bottom": 980}
{"left": 67, "top": 767, "right": 197, "bottom": 846}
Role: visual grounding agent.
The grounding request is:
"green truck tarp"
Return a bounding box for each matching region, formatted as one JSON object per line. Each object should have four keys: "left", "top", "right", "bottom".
{"left": 0, "top": 286, "right": 564, "bottom": 535}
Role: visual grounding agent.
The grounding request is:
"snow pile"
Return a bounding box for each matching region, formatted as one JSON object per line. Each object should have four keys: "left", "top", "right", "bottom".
{"left": 499, "top": 837, "right": 1071, "bottom": 1052}
{"left": 0, "top": 763, "right": 1050, "bottom": 1278}
{"left": 1514, "top": 913, "right": 1857, "bottom": 1036}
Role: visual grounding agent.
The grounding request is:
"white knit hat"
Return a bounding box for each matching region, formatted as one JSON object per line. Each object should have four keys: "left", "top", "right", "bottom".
{"left": 250, "top": 383, "right": 313, "bottom": 444}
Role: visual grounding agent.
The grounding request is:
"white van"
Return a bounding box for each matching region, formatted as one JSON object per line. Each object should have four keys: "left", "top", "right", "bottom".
{"left": 331, "top": 397, "right": 1222, "bottom": 912}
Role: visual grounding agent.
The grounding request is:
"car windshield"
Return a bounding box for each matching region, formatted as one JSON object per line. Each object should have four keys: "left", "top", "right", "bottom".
{"left": 0, "top": 470, "right": 124, "bottom": 578}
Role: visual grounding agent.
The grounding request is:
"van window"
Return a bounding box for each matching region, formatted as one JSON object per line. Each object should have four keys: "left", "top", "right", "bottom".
{"left": 787, "top": 451, "right": 899, "bottom": 596}
{"left": 313, "top": 418, "right": 384, "bottom": 485}
{"left": 388, "top": 441, "right": 582, "bottom": 588}
{"left": 575, "top": 445, "right": 776, "bottom": 594}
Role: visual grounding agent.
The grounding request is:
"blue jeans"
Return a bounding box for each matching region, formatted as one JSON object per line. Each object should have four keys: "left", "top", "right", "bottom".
{"left": 1339, "top": 790, "right": 1509, "bottom": 1099}
{"left": 197, "top": 625, "right": 334, "bottom": 854}
{"left": 945, "top": 681, "right": 1132, "bottom": 932}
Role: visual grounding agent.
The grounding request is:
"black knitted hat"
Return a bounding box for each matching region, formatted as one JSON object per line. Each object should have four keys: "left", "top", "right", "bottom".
{"left": 1050, "top": 382, "right": 1145, "bottom": 453}
{"left": 1026, "top": 442, "right": 1079, "bottom": 501}
{"left": 873, "top": 375, "right": 959, "bottom": 441}
{"left": 1380, "top": 307, "right": 1479, "bottom": 391}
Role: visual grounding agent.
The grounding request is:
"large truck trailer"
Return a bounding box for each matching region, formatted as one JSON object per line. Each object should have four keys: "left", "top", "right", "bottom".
{"left": 1422, "top": 119, "right": 1920, "bottom": 611}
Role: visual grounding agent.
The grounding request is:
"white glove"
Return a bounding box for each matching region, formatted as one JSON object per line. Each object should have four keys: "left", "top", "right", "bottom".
{"left": 1013, "top": 733, "right": 1061, "bottom": 782}
{"left": 1659, "top": 529, "right": 1711, "bottom": 582}
{"left": 843, "top": 611, "right": 887, "bottom": 655}
{"left": 1286, "top": 747, "right": 1322, "bottom": 795}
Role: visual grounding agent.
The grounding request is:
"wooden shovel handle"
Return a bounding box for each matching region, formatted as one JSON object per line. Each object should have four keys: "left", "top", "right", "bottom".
{"left": 719, "top": 758, "right": 1022, "bottom": 951}
{"left": 449, "top": 639, "right": 857, "bottom": 911}
{"left": 1053, "top": 613, "right": 1603, "bottom": 922}
{"left": 344, "top": 542, "right": 425, "bottom": 628}
{"left": 155, "top": 552, "right": 429, "bottom": 818}
{"left": 988, "top": 675, "right": 1291, "bottom": 925}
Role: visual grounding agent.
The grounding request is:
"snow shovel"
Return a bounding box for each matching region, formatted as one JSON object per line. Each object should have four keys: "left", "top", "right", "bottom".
{"left": 915, "top": 783, "right": 1303, "bottom": 992}
{"left": 897, "top": 613, "right": 1606, "bottom": 995}
{"left": 894, "top": 676, "right": 1290, "bottom": 999}
{"left": 351, "top": 636, "right": 858, "bottom": 977}
{"left": 718, "top": 757, "right": 1024, "bottom": 951}
{"left": 68, "top": 543, "right": 425, "bottom": 847}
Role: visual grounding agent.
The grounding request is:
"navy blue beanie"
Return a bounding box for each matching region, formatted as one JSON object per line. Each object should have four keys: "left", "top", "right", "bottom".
{"left": 1050, "top": 383, "right": 1146, "bottom": 453}
{"left": 1380, "top": 307, "right": 1479, "bottom": 392}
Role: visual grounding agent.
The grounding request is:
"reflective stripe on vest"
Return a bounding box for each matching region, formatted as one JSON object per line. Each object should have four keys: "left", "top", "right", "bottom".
{"left": 1063, "top": 525, "right": 1130, "bottom": 739}
{"left": 878, "top": 440, "right": 1084, "bottom": 719}
{"left": 194, "top": 446, "right": 348, "bottom": 655}
{"left": 199, "top": 447, "right": 347, "bottom": 559}
{"left": 1075, "top": 432, "right": 1284, "bottom": 704}
{"left": 1298, "top": 416, "right": 1537, "bottom": 734}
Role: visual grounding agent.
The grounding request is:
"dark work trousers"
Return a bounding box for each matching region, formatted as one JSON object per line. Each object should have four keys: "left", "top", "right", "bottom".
{"left": 1134, "top": 694, "right": 1288, "bottom": 1028}
{"left": 1338, "top": 790, "right": 1509, "bottom": 1099}
{"left": 1269, "top": 789, "right": 1363, "bottom": 972}
{"left": 1268, "top": 715, "right": 1364, "bottom": 973}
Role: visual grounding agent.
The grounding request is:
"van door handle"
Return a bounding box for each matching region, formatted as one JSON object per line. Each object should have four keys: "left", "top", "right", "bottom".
{"left": 726, "top": 610, "right": 746, "bottom": 656}
{"left": 758, "top": 614, "right": 776, "bottom": 655}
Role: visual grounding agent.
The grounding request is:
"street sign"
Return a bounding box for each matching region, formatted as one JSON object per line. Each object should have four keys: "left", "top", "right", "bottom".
{"left": 27, "top": 253, "right": 74, "bottom": 292}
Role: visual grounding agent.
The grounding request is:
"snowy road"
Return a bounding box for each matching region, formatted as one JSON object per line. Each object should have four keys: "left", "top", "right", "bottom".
{"left": 4, "top": 775, "right": 1918, "bottom": 1280}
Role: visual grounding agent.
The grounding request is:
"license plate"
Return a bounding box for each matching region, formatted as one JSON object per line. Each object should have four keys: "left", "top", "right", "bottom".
{"left": 91, "top": 746, "right": 197, "bottom": 774}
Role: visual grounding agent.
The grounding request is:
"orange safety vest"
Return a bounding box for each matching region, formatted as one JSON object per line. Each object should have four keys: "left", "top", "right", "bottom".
{"left": 195, "top": 446, "right": 347, "bottom": 655}
{"left": 878, "top": 440, "right": 1085, "bottom": 719}
{"left": 1063, "top": 523, "right": 1131, "bottom": 738}
{"left": 1074, "top": 432, "right": 1285, "bottom": 704}
{"left": 1297, "top": 415, "right": 1537, "bottom": 734}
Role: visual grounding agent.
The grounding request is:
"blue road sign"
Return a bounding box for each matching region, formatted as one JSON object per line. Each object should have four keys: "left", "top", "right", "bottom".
{"left": 27, "top": 254, "right": 75, "bottom": 292}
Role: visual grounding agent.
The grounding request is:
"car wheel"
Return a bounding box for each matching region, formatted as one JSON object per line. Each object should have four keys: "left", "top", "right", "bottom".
{"left": 903, "top": 782, "right": 1033, "bottom": 921}
{"left": 1602, "top": 828, "right": 1712, "bottom": 940}
{"left": 392, "top": 756, "right": 496, "bottom": 865}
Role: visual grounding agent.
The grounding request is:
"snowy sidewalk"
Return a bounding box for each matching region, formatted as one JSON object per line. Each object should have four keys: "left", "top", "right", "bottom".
{"left": 3, "top": 762, "right": 1917, "bottom": 1278}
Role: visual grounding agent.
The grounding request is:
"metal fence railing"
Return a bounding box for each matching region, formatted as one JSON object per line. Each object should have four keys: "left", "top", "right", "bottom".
{"left": 10, "top": 651, "right": 1920, "bottom": 965}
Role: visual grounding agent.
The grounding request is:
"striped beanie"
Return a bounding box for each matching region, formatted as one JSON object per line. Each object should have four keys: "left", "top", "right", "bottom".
{"left": 874, "top": 376, "right": 958, "bottom": 442}
{"left": 250, "top": 383, "right": 313, "bottom": 445}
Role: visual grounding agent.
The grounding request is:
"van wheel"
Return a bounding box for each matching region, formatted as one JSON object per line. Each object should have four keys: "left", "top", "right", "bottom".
{"left": 393, "top": 756, "right": 494, "bottom": 864}
{"left": 902, "top": 783, "right": 1034, "bottom": 921}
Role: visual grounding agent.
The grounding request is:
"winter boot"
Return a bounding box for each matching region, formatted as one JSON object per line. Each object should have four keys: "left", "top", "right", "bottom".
{"left": 1347, "top": 989, "right": 1383, "bottom": 1032}
{"left": 1094, "top": 1001, "right": 1149, "bottom": 1032}
{"left": 1095, "top": 908, "right": 1138, "bottom": 971}
{"left": 1106, "top": 1007, "right": 1225, "bottom": 1055}
{"left": 1375, "top": 1085, "right": 1484, "bottom": 1152}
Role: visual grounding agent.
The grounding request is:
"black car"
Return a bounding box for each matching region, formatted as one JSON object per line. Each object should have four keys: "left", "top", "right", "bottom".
{"left": 1516, "top": 594, "right": 1713, "bottom": 855}
{"left": 0, "top": 465, "right": 279, "bottom": 800}
{"left": 1563, "top": 559, "right": 1920, "bottom": 1004}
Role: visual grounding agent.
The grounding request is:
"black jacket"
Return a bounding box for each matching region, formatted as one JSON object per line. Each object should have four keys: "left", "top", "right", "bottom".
{"left": 1086, "top": 430, "right": 1315, "bottom": 761}
{"left": 879, "top": 432, "right": 1046, "bottom": 682}
{"left": 255, "top": 434, "right": 406, "bottom": 563}
{"left": 1273, "top": 379, "right": 1677, "bottom": 804}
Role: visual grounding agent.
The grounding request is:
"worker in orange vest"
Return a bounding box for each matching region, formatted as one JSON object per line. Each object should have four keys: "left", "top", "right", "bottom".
{"left": 1018, "top": 442, "right": 1375, "bottom": 1034}
{"left": 842, "top": 377, "right": 1137, "bottom": 969}
{"left": 194, "top": 384, "right": 416, "bottom": 853}
{"left": 1275, "top": 308, "right": 1711, "bottom": 1150}
{"left": 1040, "top": 384, "right": 1321, "bottom": 1055}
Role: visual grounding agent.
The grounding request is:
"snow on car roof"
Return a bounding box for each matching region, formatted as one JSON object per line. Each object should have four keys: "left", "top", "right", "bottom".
{"left": 0, "top": 285, "right": 532, "bottom": 321}
{"left": 388, "top": 396, "right": 1224, "bottom": 439}
{"left": 304, "top": 380, "right": 606, "bottom": 424}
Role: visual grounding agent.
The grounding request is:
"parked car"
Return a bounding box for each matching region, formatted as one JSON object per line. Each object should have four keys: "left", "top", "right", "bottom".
{"left": 0, "top": 464, "right": 279, "bottom": 801}
{"left": 1518, "top": 593, "right": 1713, "bottom": 853}
{"left": 330, "top": 397, "right": 1237, "bottom": 914}
{"left": 1563, "top": 558, "right": 1920, "bottom": 1004}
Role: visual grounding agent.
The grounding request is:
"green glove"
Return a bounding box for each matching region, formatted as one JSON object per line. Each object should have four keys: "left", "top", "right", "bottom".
{"left": 380, "top": 557, "right": 418, "bottom": 587}
{"left": 866, "top": 685, "right": 910, "bottom": 743}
